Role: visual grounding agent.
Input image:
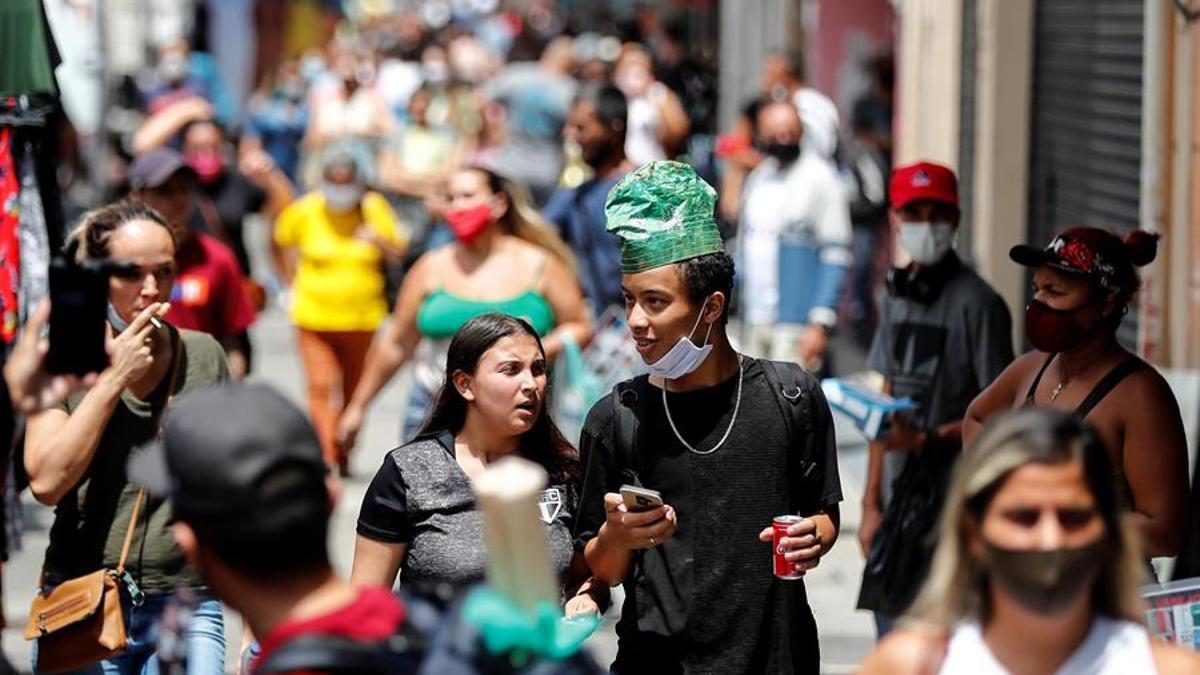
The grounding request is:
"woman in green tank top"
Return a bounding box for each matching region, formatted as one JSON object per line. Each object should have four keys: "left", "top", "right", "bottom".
{"left": 337, "top": 166, "right": 591, "bottom": 452}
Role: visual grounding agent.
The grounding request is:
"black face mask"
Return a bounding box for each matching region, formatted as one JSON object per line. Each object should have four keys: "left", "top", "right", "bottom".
{"left": 761, "top": 142, "right": 800, "bottom": 164}
{"left": 984, "top": 538, "right": 1107, "bottom": 615}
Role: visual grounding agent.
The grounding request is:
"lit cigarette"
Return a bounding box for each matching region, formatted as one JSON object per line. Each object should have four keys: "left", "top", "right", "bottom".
{"left": 149, "top": 316, "right": 163, "bottom": 330}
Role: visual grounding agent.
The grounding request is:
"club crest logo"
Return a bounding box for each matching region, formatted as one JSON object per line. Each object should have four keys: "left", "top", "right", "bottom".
{"left": 912, "top": 169, "right": 932, "bottom": 187}
{"left": 537, "top": 488, "right": 563, "bottom": 524}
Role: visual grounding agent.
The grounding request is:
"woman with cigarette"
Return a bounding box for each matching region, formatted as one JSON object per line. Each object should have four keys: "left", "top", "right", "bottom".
{"left": 859, "top": 408, "right": 1200, "bottom": 674}
{"left": 352, "top": 312, "right": 605, "bottom": 615}
{"left": 24, "top": 201, "right": 230, "bottom": 674}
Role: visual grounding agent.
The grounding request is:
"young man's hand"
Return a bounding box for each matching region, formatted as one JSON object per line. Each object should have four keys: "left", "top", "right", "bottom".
{"left": 758, "top": 516, "right": 824, "bottom": 576}
{"left": 599, "top": 492, "right": 677, "bottom": 551}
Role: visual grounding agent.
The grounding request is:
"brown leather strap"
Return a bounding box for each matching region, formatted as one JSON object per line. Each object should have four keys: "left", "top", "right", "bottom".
{"left": 116, "top": 490, "right": 144, "bottom": 574}
{"left": 117, "top": 327, "right": 185, "bottom": 575}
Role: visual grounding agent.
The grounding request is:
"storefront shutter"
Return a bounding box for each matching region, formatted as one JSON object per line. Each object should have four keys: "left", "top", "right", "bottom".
{"left": 1027, "top": 0, "right": 1144, "bottom": 347}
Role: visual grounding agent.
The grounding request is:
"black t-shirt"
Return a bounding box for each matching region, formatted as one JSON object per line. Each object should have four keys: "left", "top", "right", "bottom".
{"left": 357, "top": 432, "right": 578, "bottom": 588}
{"left": 189, "top": 171, "right": 266, "bottom": 274}
{"left": 574, "top": 359, "right": 841, "bottom": 675}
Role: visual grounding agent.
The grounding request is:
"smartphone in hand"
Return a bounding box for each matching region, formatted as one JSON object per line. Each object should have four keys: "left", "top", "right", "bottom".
{"left": 45, "top": 258, "right": 109, "bottom": 375}
{"left": 620, "top": 485, "right": 664, "bottom": 513}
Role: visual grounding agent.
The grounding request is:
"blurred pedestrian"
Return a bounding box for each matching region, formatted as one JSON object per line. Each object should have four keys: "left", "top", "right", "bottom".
{"left": 857, "top": 162, "right": 1013, "bottom": 637}
{"left": 129, "top": 148, "right": 257, "bottom": 379}
{"left": 860, "top": 408, "right": 1200, "bottom": 674}
{"left": 736, "top": 98, "right": 851, "bottom": 374}
{"left": 484, "top": 36, "right": 578, "bottom": 205}
{"left": 128, "top": 383, "right": 406, "bottom": 674}
{"left": 352, "top": 313, "right": 606, "bottom": 616}
{"left": 964, "top": 227, "right": 1188, "bottom": 559}
{"left": 241, "top": 60, "right": 310, "bottom": 185}
{"left": 613, "top": 44, "right": 690, "bottom": 165}
{"left": 304, "top": 52, "right": 395, "bottom": 184}
{"left": 838, "top": 97, "right": 892, "bottom": 348}
{"left": 377, "top": 84, "right": 464, "bottom": 246}
{"left": 181, "top": 119, "right": 294, "bottom": 277}
{"left": 544, "top": 84, "right": 634, "bottom": 314}
{"left": 336, "top": 166, "right": 590, "bottom": 451}
{"left": 271, "top": 148, "right": 406, "bottom": 475}
{"left": 717, "top": 50, "right": 839, "bottom": 223}
{"left": 25, "top": 201, "right": 229, "bottom": 674}
{"left": 141, "top": 39, "right": 235, "bottom": 129}
{"left": 575, "top": 162, "right": 842, "bottom": 674}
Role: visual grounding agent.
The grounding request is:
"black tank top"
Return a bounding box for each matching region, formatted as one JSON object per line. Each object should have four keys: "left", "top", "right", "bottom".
{"left": 1023, "top": 354, "right": 1149, "bottom": 417}
{"left": 1023, "top": 353, "right": 1149, "bottom": 510}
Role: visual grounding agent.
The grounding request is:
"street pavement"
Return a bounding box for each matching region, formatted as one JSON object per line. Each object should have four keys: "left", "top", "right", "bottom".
{"left": 0, "top": 222, "right": 878, "bottom": 673}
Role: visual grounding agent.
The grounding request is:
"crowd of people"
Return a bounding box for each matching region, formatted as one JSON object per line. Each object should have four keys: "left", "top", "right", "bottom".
{"left": 3, "top": 2, "right": 1200, "bottom": 674}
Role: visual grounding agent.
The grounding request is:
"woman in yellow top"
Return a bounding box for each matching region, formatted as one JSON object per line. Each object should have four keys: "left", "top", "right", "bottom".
{"left": 335, "top": 165, "right": 591, "bottom": 454}
{"left": 272, "top": 148, "right": 406, "bottom": 473}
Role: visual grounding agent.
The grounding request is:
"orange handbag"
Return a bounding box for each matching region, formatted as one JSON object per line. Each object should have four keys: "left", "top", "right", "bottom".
{"left": 25, "top": 491, "right": 145, "bottom": 672}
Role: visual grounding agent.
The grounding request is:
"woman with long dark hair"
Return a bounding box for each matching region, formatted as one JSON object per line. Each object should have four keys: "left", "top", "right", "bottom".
{"left": 335, "top": 165, "right": 591, "bottom": 454}
{"left": 351, "top": 313, "right": 604, "bottom": 614}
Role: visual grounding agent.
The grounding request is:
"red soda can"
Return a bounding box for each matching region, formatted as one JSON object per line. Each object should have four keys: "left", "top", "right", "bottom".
{"left": 773, "top": 515, "right": 804, "bottom": 580}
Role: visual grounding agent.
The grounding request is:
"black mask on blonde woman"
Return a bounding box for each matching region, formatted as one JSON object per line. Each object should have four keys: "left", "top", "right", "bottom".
{"left": 983, "top": 538, "right": 1107, "bottom": 615}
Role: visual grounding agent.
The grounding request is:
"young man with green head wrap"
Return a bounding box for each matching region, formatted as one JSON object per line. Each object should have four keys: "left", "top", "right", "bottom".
{"left": 572, "top": 161, "right": 843, "bottom": 674}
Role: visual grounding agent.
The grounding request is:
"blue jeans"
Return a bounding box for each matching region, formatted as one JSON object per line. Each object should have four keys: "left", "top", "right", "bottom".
{"left": 32, "top": 591, "right": 226, "bottom": 675}
{"left": 873, "top": 611, "right": 896, "bottom": 640}
{"left": 402, "top": 379, "right": 435, "bottom": 443}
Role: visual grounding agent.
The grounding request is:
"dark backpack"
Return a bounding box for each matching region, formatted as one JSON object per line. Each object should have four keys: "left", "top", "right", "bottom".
{"left": 610, "top": 358, "right": 826, "bottom": 514}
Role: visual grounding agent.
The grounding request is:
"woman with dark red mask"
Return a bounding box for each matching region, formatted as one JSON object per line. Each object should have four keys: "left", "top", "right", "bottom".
{"left": 963, "top": 227, "right": 1188, "bottom": 559}
{"left": 336, "top": 166, "right": 591, "bottom": 455}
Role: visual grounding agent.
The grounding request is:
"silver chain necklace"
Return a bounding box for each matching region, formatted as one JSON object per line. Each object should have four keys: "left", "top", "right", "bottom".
{"left": 662, "top": 356, "right": 744, "bottom": 456}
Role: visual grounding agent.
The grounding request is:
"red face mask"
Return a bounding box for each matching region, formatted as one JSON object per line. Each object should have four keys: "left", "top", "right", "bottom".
{"left": 445, "top": 204, "right": 493, "bottom": 245}
{"left": 184, "top": 151, "right": 224, "bottom": 184}
{"left": 1025, "top": 299, "right": 1100, "bottom": 353}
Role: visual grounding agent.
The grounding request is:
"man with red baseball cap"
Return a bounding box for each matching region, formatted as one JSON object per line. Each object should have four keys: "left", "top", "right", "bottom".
{"left": 855, "top": 160, "right": 1014, "bottom": 636}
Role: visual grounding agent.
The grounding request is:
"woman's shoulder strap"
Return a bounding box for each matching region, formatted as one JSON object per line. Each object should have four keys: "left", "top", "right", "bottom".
{"left": 1024, "top": 353, "right": 1057, "bottom": 405}
{"left": 1075, "top": 357, "right": 1151, "bottom": 419}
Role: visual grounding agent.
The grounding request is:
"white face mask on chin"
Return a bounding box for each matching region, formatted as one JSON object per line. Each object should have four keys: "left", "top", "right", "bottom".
{"left": 646, "top": 298, "right": 715, "bottom": 380}
{"left": 899, "top": 222, "right": 956, "bottom": 265}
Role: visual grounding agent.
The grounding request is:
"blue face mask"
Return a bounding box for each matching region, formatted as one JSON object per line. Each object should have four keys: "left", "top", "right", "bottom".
{"left": 645, "top": 297, "right": 715, "bottom": 380}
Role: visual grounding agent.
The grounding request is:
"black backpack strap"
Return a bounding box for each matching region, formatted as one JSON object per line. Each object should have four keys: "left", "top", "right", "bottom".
{"left": 1074, "top": 358, "right": 1150, "bottom": 419}
{"left": 760, "top": 359, "right": 814, "bottom": 445}
{"left": 611, "top": 376, "right": 645, "bottom": 482}
{"left": 759, "top": 359, "right": 821, "bottom": 507}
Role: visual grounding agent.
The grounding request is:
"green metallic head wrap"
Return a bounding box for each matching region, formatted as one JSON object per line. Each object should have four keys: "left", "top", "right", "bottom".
{"left": 604, "top": 161, "right": 724, "bottom": 273}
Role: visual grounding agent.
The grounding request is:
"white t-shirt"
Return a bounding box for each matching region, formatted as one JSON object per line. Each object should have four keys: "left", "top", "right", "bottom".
{"left": 794, "top": 87, "right": 840, "bottom": 161}
{"left": 739, "top": 151, "right": 852, "bottom": 326}
{"left": 625, "top": 83, "right": 669, "bottom": 166}
{"left": 939, "top": 618, "right": 1157, "bottom": 675}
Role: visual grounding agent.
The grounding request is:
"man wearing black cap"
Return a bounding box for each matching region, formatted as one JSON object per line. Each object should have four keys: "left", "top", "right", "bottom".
{"left": 128, "top": 383, "right": 404, "bottom": 673}
{"left": 130, "top": 148, "right": 257, "bottom": 378}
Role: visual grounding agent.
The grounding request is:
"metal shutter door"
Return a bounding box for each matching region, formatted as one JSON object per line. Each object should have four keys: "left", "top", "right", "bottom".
{"left": 1027, "top": 0, "right": 1143, "bottom": 347}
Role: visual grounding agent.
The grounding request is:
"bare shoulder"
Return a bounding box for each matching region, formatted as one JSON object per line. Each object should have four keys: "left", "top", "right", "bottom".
{"left": 1150, "top": 638, "right": 1200, "bottom": 674}
{"left": 1120, "top": 362, "right": 1177, "bottom": 404}
{"left": 858, "top": 628, "right": 948, "bottom": 675}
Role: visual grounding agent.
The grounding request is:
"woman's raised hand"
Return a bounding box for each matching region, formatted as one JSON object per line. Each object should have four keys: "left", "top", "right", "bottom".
{"left": 105, "top": 303, "right": 170, "bottom": 388}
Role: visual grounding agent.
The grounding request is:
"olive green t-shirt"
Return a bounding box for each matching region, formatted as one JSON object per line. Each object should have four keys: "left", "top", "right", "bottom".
{"left": 42, "top": 329, "right": 229, "bottom": 594}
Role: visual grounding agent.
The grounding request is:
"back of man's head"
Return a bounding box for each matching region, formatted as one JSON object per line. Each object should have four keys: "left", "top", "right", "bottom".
{"left": 129, "top": 383, "right": 333, "bottom": 584}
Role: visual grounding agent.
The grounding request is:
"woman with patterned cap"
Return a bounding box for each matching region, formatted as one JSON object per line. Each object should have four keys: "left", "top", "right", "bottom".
{"left": 963, "top": 228, "right": 1188, "bottom": 559}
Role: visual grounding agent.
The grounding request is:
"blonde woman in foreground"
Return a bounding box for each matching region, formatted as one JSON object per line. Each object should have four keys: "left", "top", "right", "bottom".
{"left": 859, "top": 408, "right": 1200, "bottom": 675}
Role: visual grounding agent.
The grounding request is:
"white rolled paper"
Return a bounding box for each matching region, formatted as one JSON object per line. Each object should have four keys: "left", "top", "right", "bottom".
{"left": 472, "top": 456, "right": 558, "bottom": 612}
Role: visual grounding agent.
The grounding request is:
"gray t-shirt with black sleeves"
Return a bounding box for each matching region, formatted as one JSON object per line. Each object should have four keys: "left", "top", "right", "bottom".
{"left": 357, "top": 432, "right": 577, "bottom": 588}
